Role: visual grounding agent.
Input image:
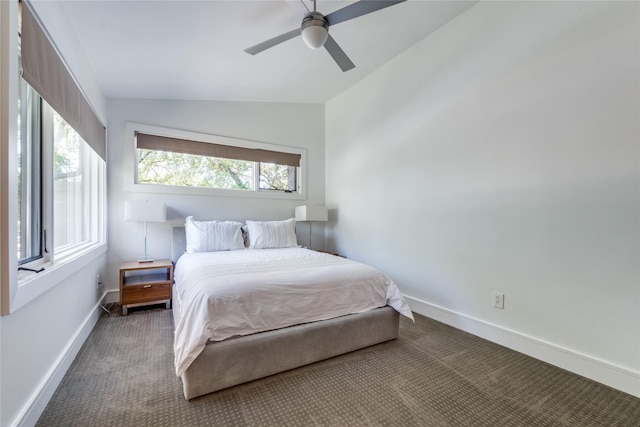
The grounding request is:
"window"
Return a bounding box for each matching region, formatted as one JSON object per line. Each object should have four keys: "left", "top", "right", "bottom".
{"left": 137, "top": 150, "right": 297, "bottom": 192}
{"left": 53, "top": 110, "right": 92, "bottom": 251}
{"left": 14, "top": 1, "right": 106, "bottom": 272}
{"left": 17, "top": 77, "right": 42, "bottom": 264}
{"left": 131, "top": 129, "right": 305, "bottom": 197}
{"left": 259, "top": 163, "right": 297, "bottom": 192}
{"left": 17, "top": 81, "right": 106, "bottom": 269}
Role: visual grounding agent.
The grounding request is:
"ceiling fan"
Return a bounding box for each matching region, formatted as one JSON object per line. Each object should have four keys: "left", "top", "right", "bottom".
{"left": 244, "top": 0, "right": 407, "bottom": 72}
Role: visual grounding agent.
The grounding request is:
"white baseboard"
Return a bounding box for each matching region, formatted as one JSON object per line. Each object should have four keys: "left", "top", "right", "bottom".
{"left": 405, "top": 295, "right": 640, "bottom": 398}
{"left": 15, "top": 294, "right": 106, "bottom": 427}
{"left": 102, "top": 289, "right": 119, "bottom": 305}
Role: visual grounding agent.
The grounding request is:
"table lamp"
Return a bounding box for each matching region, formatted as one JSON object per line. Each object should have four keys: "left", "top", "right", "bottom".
{"left": 295, "top": 205, "right": 328, "bottom": 250}
{"left": 125, "top": 200, "right": 166, "bottom": 262}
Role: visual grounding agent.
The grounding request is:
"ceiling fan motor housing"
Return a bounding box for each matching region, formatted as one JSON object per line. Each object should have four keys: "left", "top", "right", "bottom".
{"left": 301, "top": 11, "right": 329, "bottom": 49}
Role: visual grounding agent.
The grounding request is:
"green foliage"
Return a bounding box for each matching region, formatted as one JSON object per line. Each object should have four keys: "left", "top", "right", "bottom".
{"left": 259, "top": 163, "right": 291, "bottom": 191}
{"left": 53, "top": 113, "right": 80, "bottom": 179}
{"left": 138, "top": 150, "right": 252, "bottom": 189}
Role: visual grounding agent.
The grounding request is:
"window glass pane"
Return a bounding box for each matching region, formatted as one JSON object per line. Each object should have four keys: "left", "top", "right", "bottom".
{"left": 17, "top": 79, "right": 42, "bottom": 264}
{"left": 53, "top": 112, "right": 87, "bottom": 250}
{"left": 137, "top": 149, "right": 253, "bottom": 190}
{"left": 259, "top": 163, "right": 296, "bottom": 192}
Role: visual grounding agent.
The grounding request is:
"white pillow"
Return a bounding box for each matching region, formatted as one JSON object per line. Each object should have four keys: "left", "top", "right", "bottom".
{"left": 185, "top": 216, "right": 245, "bottom": 253}
{"left": 245, "top": 218, "right": 298, "bottom": 249}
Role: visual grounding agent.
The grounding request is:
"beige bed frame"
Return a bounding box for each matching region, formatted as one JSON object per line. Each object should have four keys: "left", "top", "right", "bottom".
{"left": 171, "top": 227, "right": 400, "bottom": 400}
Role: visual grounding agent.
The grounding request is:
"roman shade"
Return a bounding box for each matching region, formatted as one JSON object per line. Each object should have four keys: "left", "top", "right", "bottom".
{"left": 136, "top": 133, "right": 301, "bottom": 168}
{"left": 20, "top": 2, "right": 106, "bottom": 160}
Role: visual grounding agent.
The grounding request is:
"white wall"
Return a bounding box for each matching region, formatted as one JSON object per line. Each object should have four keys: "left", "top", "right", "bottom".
{"left": 105, "top": 98, "right": 325, "bottom": 294}
{"left": 0, "top": 257, "right": 105, "bottom": 427}
{"left": 326, "top": 1, "right": 639, "bottom": 396}
{"left": 0, "top": 1, "right": 108, "bottom": 426}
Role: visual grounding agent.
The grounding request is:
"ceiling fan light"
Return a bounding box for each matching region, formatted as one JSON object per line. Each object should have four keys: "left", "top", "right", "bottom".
{"left": 301, "top": 13, "right": 329, "bottom": 49}
{"left": 301, "top": 26, "right": 328, "bottom": 49}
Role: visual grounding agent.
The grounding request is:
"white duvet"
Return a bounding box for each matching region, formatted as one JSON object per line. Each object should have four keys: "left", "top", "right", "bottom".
{"left": 173, "top": 247, "right": 414, "bottom": 377}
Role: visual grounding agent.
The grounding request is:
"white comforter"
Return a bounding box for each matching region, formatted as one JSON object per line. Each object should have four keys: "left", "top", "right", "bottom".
{"left": 173, "top": 248, "right": 413, "bottom": 376}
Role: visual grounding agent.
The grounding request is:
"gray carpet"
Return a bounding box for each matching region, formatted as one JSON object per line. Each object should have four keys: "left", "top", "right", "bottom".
{"left": 37, "top": 305, "right": 640, "bottom": 426}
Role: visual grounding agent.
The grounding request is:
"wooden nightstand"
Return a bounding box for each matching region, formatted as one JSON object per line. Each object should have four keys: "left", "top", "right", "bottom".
{"left": 119, "top": 259, "right": 173, "bottom": 315}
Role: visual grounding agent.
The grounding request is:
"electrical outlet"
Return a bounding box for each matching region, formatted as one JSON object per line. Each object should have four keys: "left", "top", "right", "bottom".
{"left": 96, "top": 274, "right": 102, "bottom": 290}
{"left": 493, "top": 292, "right": 504, "bottom": 309}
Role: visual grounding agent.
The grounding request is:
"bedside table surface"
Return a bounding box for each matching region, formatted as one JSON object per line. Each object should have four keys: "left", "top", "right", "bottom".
{"left": 120, "top": 259, "right": 172, "bottom": 271}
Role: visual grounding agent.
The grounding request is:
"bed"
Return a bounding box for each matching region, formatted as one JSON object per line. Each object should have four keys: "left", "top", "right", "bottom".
{"left": 171, "top": 219, "right": 413, "bottom": 400}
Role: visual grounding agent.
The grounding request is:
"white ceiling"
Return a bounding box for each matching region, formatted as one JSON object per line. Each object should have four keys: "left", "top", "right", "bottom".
{"left": 57, "top": 0, "right": 477, "bottom": 104}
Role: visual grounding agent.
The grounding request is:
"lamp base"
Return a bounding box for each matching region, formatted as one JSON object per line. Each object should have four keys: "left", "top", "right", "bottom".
{"left": 138, "top": 258, "right": 154, "bottom": 264}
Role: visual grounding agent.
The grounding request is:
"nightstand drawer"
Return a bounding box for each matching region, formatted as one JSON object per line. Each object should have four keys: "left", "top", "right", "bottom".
{"left": 122, "top": 283, "right": 171, "bottom": 305}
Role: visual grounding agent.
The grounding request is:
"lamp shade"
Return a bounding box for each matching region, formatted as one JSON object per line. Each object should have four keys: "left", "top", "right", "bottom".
{"left": 295, "top": 205, "right": 328, "bottom": 222}
{"left": 125, "top": 201, "right": 166, "bottom": 223}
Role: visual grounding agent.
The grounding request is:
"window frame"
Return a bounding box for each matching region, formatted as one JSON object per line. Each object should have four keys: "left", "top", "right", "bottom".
{"left": 13, "top": 89, "right": 107, "bottom": 302}
{"left": 49, "top": 107, "right": 105, "bottom": 259}
{"left": 17, "top": 76, "right": 44, "bottom": 265}
{"left": 125, "top": 122, "right": 307, "bottom": 200}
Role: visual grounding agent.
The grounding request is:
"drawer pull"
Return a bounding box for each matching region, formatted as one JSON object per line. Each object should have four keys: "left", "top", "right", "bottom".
{"left": 143, "top": 285, "right": 152, "bottom": 288}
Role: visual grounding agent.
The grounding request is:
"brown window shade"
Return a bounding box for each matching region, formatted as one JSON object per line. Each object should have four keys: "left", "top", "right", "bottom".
{"left": 136, "top": 133, "right": 301, "bottom": 168}
{"left": 21, "top": 3, "right": 106, "bottom": 161}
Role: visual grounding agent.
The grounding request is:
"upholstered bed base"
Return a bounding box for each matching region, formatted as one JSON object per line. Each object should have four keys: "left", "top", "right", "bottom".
{"left": 174, "top": 286, "right": 399, "bottom": 400}
{"left": 170, "top": 227, "right": 400, "bottom": 400}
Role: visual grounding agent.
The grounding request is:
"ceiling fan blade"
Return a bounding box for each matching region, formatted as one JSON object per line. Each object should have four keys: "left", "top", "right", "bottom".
{"left": 244, "top": 28, "right": 301, "bottom": 55}
{"left": 325, "top": 0, "right": 407, "bottom": 27}
{"left": 324, "top": 35, "right": 355, "bottom": 72}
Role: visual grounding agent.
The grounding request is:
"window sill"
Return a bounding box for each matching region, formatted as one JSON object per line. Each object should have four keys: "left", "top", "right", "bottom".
{"left": 128, "top": 182, "right": 305, "bottom": 200}
{"left": 10, "top": 242, "right": 107, "bottom": 313}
